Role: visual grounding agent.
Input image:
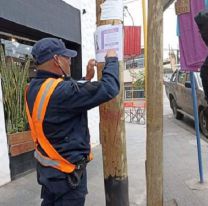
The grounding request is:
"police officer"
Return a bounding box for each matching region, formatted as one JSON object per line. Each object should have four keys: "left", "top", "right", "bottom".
{"left": 25, "top": 38, "right": 119, "bottom": 206}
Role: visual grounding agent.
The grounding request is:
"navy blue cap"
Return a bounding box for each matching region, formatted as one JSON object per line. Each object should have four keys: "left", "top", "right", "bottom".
{"left": 31, "top": 38, "right": 77, "bottom": 65}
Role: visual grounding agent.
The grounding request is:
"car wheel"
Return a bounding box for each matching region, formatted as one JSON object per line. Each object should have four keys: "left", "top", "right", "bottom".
{"left": 199, "top": 109, "right": 208, "bottom": 137}
{"left": 171, "top": 98, "right": 184, "bottom": 120}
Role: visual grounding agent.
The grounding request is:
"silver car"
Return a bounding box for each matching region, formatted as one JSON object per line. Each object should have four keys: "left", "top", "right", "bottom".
{"left": 165, "top": 70, "right": 208, "bottom": 137}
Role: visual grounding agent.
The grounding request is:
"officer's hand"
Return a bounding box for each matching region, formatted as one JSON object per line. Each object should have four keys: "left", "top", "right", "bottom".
{"left": 85, "top": 59, "right": 96, "bottom": 81}
{"left": 106, "top": 49, "right": 117, "bottom": 58}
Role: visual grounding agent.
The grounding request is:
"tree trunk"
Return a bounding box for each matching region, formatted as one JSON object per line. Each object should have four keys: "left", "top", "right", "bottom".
{"left": 146, "top": 0, "right": 163, "bottom": 206}
{"left": 96, "top": 1, "right": 129, "bottom": 205}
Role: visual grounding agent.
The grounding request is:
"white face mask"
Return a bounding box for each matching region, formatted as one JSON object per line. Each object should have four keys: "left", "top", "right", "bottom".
{"left": 60, "top": 57, "right": 71, "bottom": 76}
{"left": 53, "top": 56, "right": 69, "bottom": 78}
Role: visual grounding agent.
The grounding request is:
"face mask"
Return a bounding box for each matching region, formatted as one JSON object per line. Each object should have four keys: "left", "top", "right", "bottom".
{"left": 53, "top": 56, "right": 68, "bottom": 78}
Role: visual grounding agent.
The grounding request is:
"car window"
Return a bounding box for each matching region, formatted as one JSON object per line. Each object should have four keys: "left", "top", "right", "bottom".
{"left": 178, "top": 71, "right": 186, "bottom": 84}
{"left": 186, "top": 73, "right": 190, "bottom": 81}
{"left": 185, "top": 72, "right": 201, "bottom": 87}
{"left": 170, "top": 71, "right": 177, "bottom": 82}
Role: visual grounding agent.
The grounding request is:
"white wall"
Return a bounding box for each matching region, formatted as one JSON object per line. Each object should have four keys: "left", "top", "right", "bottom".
{"left": 0, "top": 79, "right": 11, "bottom": 186}
{"left": 63, "top": 0, "right": 99, "bottom": 145}
{"left": 80, "top": 0, "right": 99, "bottom": 146}
{"left": 163, "top": 3, "right": 179, "bottom": 59}
{"left": 62, "top": 0, "right": 81, "bottom": 9}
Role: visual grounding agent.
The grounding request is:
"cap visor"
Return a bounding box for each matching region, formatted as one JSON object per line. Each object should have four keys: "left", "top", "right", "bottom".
{"left": 63, "top": 49, "right": 77, "bottom": 58}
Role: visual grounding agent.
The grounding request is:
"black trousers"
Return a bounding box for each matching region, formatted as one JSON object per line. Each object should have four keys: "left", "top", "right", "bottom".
{"left": 42, "top": 199, "right": 85, "bottom": 206}
{"left": 37, "top": 164, "right": 88, "bottom": 206}
{"left": 41, "top": 186, "right": 85, "bottom": 206}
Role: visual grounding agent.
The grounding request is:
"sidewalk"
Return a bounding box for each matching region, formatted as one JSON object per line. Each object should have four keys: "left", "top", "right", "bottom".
{"left": 163, "top": 94, "right": 208, "bottom": 206}
{"left": 1, "top": 99, "right": 208, "bottom": 205}
{"left": 0, "top": 122, "right": 146, "bottom": 206}
{"left": 164, "top": 114, "right": 208, "bottom": 206}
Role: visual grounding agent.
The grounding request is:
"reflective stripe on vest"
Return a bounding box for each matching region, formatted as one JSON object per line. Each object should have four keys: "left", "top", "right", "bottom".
{"left": 25, "top": 78, "right": 76, "bottom": 173}
{"left": 34, "top": 150, "right": 59, "bottom": 167}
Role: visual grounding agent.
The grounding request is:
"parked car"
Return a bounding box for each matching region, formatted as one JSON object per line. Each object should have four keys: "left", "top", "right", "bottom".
{"left": 163, "top": 67, "right": 173, "bottom": 82}
{"left": 164, "top": 69, "right": 208, "bottom": 137}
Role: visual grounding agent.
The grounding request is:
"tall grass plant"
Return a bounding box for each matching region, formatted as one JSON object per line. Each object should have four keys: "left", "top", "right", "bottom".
{"left": 0, "top": 46, "right": 29, "bottom": 134}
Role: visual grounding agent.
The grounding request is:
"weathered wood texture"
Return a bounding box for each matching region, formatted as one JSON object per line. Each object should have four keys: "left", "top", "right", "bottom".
{"left": 96, "top": 1, "right": 129, "bottom": 205}
{"left": 146, "top": 0, "right": 163, "bottom": 206}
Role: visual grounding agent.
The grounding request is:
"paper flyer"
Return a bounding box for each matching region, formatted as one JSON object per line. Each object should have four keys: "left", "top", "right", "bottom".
{"left": 100, "top": 0, "right": 123, "bottom": 21}
{"left": 94, "top": 24, "right": 123, "bottom": 62}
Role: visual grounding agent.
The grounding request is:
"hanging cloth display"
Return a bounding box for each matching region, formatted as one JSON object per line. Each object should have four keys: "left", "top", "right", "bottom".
{"left": 177, "top": 0, "right": 208, "bottom": 71}
{"left": 205, "top": 0, "right": 208, "bottom": 8}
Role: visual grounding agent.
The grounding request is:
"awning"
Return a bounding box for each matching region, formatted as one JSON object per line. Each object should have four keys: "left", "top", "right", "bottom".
{"left": 163, "top": 0, "right": 175, "bottom": 11}
{"left": 0, "top": 0, "right": 81, "bottom": 44}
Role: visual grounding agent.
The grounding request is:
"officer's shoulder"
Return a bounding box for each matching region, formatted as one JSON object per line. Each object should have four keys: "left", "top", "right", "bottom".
{"left": 57, "top": 79, "right": 89, "bottom": 92}
{"left": 54, "top": 80, "right": 75, "bottom": 94}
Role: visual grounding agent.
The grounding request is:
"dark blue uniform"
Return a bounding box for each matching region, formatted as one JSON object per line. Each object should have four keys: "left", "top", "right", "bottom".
{"left": 27, "top": 57, "right": 120, "bottom": 205}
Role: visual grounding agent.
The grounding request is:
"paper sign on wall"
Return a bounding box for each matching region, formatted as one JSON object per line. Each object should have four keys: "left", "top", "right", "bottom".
{"left": 100, "top": 0, "right": 123, "bottom": 21}
{"left": 94, "top": 24, "right": 123, "bottom": 63}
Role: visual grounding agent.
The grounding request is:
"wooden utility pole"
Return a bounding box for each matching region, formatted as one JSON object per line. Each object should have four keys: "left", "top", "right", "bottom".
{"left": 146, "top": 0, "right": 163, "bottom": 206}
{"left": 96, "top": 1, "right": 129, "bottom": 206}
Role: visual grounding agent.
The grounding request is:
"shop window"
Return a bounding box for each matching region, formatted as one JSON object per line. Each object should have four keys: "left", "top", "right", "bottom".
{"left": 1, "top": 39, "right": 32, "bottom": 60}
{"left": 1, "top": 38, "right": 36, "bottom": 79}
{"left": 126, "top": 57, "right": 144, "bottom": 70}
{"left": 124, "top": 87, "right": 144, "bottom": 99}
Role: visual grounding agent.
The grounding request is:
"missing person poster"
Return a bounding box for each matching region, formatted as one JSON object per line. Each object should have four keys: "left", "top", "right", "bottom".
{"left": 94, "top": 24, "right": 123, "bottom": 63}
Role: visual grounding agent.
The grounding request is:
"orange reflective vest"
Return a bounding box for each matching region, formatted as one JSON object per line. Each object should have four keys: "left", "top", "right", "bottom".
{"left": 25, "top": 78, "right": 92, "bottom": 173}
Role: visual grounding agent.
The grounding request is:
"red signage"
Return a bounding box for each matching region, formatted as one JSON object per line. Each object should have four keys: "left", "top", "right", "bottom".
{"left": 124, "top": 26, "right": 141, "bottom": 59}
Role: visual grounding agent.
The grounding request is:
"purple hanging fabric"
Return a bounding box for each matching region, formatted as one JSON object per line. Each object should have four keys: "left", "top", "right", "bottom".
{"left": 179, "top": 0, "right": 208, "bottom": 71}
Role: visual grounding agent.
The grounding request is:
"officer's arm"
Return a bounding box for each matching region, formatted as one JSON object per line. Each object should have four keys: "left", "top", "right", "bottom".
{"left": 60, "top": 57, "right": 120, "bottom": 111}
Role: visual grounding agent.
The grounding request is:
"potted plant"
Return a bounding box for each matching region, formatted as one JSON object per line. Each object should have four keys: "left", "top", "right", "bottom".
{"left": 0, "top": 45, "right": 35, "bottom": 179}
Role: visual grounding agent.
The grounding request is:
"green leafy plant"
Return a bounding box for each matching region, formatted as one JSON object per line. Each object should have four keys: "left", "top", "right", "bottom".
{"left": 129, "top": 69, "right": 145, "bottom": 90}
{"left": 0, "top": 46, "right": 30, "bottom": 134}
{"left": 133, "top": 70, "right": 145, "bottom": 90}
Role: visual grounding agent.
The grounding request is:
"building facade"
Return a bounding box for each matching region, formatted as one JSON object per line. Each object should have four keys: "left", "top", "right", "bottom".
{"left": 124, "top": 56, "right": 145, "bottom": 101}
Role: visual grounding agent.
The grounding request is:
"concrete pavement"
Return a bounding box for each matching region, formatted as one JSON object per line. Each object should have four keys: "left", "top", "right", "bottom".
{"left": 163, "top": 92, "right": 208, "bottom": 206}
{"left": 164, "top": 113, "right": 208, "bottom": 205}
{"left": 0, "top": 122, "right": 146, "bottom": 206}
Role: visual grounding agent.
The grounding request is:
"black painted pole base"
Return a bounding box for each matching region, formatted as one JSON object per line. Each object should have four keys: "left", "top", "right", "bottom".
{"left": 104, "top": 175, "right": 129, "bottom": 206}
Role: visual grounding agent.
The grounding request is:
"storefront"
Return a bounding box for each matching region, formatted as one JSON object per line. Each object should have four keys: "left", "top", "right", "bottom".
{"left": 0, "top": 0, "right": 82, "bottom": 78}
{"left": 0, "top": 0, "right": 82, "bottom": 183}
